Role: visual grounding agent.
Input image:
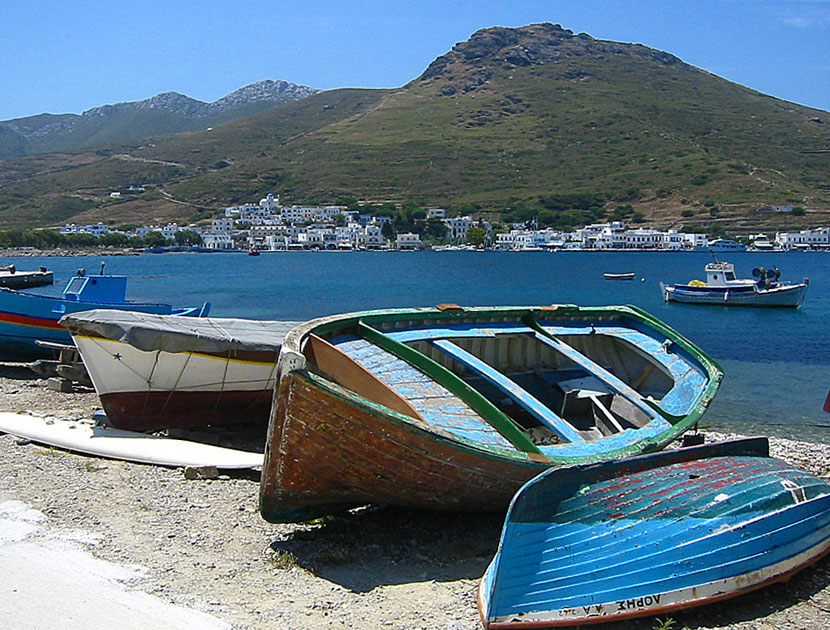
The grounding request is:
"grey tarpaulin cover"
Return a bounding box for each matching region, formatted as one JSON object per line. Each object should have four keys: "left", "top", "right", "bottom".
{"left": 60, "top": 309, "right": 301, "bottom": 354}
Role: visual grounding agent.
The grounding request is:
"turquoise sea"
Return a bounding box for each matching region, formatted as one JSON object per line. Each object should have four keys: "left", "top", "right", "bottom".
{"left": 5, "top": 250, "right": 829, "bottom": 444}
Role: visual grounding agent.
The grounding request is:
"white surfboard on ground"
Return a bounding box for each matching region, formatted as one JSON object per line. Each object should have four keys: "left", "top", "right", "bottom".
{"left": 0, "top": 412, "right": 263, "bottom": 469}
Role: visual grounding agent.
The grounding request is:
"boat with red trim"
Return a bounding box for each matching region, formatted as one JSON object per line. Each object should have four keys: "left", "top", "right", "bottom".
{"left": 0, "top": 265, "right": 209, "bottom": 359}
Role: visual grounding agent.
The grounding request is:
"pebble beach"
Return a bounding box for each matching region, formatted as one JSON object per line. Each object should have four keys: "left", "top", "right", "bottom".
{"left": 1, "top": 363, "right": 830, "bottom": 629}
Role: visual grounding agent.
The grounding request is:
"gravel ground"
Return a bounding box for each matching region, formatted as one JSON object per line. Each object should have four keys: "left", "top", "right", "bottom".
{"left": 1, "top": 362, "right": 829, "bottom": 630}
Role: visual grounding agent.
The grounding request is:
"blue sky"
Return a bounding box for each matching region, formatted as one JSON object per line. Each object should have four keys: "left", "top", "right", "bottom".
{"left": 1, "top": 0, "right": 828, "bottom": 121}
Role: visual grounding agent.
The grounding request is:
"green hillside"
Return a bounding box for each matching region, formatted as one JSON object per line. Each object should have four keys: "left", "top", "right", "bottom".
{"left": 0, "top": 23, "right": 827, "bottom": 232}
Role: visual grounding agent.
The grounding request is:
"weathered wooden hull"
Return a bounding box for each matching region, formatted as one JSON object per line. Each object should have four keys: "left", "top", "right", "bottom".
{"left": 259, "top": 305, "right": 722, "bottom": 523}
{"left": 479, "top": 438, "right": 830, "bottom": 627}
{"left": 260, "top": 371, "right": 544, "bottom": 522}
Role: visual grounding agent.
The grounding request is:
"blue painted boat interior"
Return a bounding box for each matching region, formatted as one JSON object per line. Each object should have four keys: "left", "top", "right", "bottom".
{"left": 326, "top": 315, "right": 710, "bottom": 458}
{"left": 330, "top": 336, "right": 517, "bottom": 451}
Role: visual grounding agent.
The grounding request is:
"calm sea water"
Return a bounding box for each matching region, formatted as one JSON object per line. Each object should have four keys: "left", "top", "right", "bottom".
{"left": 5, "top": 250, "right": 830, "bottom": 443}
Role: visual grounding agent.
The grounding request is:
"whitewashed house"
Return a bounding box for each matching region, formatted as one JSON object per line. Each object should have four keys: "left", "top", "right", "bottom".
{"left": 202, "top": 234, "right": 234, "bottom": 249}
{"left": 775, "top": 227, "right": 830, "bottom": 249}
{"left": 397, "top": 233, "right": 424, "bottom": 250}
{"left": 444, "top": 216, "right": 475, "bottom": 241}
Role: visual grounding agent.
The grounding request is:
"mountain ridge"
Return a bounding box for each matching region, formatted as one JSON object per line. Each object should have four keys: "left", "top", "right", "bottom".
{"left": 0, "top": 23, "right": 827, "bottom": 233}
{"left": 0, "top": 80, "right": 319, "bottom": 159}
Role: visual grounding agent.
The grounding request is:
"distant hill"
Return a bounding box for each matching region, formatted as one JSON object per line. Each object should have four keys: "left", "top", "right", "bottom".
{"left": 0, "top": 80, "right": 319, "bottom": 159}
{"left": 0, "top": 24, "right": 827, "bottom": 233}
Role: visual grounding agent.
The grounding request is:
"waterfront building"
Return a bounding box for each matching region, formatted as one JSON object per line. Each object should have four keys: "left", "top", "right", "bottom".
{"left": 622, "top": 228, "right": 662, "bottom": 249}
{"left": 161, "top": 223, "right": 181, "bottom": 240}
{"left": 359, "top": 224, "right": 385, "bottom": 249}
{"left": 659, "top": 230, "right": 688, "bottom": 250}
{"left": 775, "top": 227, "right": 830, "bottom": 249}
{"left": 211, "top": 218, "right": 234, "bottom": 234}
{"left": 202, "top": 234, "right": 234, "bottom": 249}
{"left": 444, "top": 216, "right": 475, "bottom": 241}
{"left": 594, "top": 224, "right": 627, "bottom": 250}
{"left": 397, "top": 233, "right": 424, "bottom": 250}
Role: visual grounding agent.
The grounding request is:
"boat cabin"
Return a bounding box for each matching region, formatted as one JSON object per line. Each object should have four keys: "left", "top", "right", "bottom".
{"left": 702, "top": 262, "right": 751, "bottom": 287}
{"left": 62, "top": 273, "right": 128, "bottom": 303}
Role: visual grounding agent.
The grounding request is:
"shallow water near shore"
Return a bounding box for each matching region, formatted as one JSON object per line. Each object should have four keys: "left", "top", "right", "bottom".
{"left": 4, "top": 249, "right": 829, "bottom": 443}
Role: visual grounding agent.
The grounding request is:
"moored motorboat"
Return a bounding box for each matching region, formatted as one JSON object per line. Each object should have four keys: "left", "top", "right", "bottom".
{"left": 0, "top": 265, "right": 53, "bottom": 289}
{"left": 61, "top": 310, "right": 299, "bottom": 431}
{"left": 259, "top": 304, "right": 722, "bottom": 523}
{"left": 0, "top": 267, "right": 210, "bottom": 359}
{"left": 478, "top": 437, "right": 830, "bottom": 628}
{"left": 661, "top": 261, "right": 808, "bottom": 307}
{"left": 695, "top": 238, "right": 747, "bottom": 253}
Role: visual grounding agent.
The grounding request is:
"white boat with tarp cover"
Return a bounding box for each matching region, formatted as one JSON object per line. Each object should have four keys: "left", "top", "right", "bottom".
{"left": 61, "top": 309, "right": 300, "bottom": 431}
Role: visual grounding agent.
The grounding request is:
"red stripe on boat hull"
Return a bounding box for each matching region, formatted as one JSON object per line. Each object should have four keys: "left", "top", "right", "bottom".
{"left": 0, "top": 310, "right": 64, "bottom": 330}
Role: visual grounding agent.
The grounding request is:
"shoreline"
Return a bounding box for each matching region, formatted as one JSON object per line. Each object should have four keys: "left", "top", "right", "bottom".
{"left": 1, "top": 365, "right": 830, "bottom": 629}
{"left": 0, "top": 247, "right": 824, "bottom": 259}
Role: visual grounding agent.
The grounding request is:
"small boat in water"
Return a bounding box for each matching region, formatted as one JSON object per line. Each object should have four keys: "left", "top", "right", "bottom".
{"left": 0, "top": 265, "right": 53, "bottom": 289}
{"left": 61, "top": 310, "right": 299, "bottom": 431}
{"left": 603, "top": 272, "right": 636, "bottom": 281}
{"left": 0, "top": 266, "right": 209, "bottom": 359}
{"left": 661, "top": 261, "right": 808, "bottom": 307}
{"left": 695, "top": 238, "right": 747, "bottom": 253}
{"left": 259, "top": 304, "right": 722, "bottom": 523}
{"left": 478, "top": 437, "right": 830, "bottom": 628}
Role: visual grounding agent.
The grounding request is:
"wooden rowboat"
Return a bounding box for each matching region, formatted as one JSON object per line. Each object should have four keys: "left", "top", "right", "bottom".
{"left": 259, "top": 304, "right": 722, "bottom": 523}
{"left": 478, "top": 437, "right": 830, "bottom": 627}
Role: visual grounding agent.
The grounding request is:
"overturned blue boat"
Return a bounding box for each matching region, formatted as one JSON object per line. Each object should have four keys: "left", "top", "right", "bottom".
{"left": 479, "top": 438, "right": 830, "bottom": 627}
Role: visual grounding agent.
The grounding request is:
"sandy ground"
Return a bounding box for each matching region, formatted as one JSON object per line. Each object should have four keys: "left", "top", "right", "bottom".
{"left": 1, "top": 362, "right": 830, "bottom": 630}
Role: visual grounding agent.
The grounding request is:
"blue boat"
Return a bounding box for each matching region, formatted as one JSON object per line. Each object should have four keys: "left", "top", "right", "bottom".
{"left": 479, "top": 438, "right": 830, "bottom": 627}
{"left": 0, "top": 267, "right": 210, "bottom": 359}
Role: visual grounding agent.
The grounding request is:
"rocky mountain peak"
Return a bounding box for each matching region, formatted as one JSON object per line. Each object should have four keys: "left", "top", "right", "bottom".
{"left": 213, "top": 80, "right": 319, "bottom": 108}
{"left": 80, "top": 81, "right": 319, "bottom": 120}
{"left": 417, "top": 22, "right": 681, "bottom": 84}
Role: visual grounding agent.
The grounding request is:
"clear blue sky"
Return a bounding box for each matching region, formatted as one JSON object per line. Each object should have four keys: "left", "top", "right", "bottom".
{"left": 2, "top": 0, "right": 828, "bottom": 121}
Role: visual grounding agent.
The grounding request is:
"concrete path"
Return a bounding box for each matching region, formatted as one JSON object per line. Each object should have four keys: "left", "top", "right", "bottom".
{"left": 0, "top": 500, "right": 230, "bottom": 630}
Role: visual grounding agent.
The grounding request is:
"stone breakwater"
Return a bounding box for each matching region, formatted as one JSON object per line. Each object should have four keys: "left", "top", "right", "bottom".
{"left": 0, "top": 363, "right": 829, "bottom": 630}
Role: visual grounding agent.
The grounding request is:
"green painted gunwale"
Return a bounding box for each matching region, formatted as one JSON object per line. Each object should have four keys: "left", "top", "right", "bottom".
{"left": 283, "top": 305, "right": 723, "bottom": 465}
